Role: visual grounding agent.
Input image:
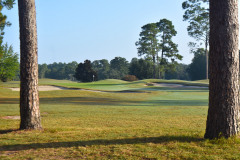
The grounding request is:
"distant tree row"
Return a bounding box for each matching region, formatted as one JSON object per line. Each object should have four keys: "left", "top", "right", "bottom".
{"left": 37, "top": 53, "right": 207, "bottom": 82}
{"left": 0, "top": 48, "right": 206, "bottom": 82}
{"left": 92, "top": 57, "right": 129, "bottom": 80}
{"left": 38, "top": 61, "right": 78, "bottom": 80}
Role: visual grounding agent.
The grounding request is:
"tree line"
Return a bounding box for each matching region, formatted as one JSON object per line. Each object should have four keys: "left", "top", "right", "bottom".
{"left": 0, "top": 46, "right": 208, "bottom": 82}
{"left": 37, "top": 51, "right": 206, "bottom": 82}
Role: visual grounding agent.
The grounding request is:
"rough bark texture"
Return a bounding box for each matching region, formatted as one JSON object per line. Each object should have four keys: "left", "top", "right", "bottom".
{"left": 153, "top": 55, "right": 156, "bottom": 79}
{"left": 18, "top": 0, "right": 42, "bottom": 130}
{"left": 205, "top": 0, "right": 239, "bottom": 139}
{"left": 205, "top": 42, "right": 208, "bottom": 80}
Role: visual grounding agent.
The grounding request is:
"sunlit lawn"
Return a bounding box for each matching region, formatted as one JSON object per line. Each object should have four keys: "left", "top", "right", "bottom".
{"left": 0, "top": 79, "right": 240, "bottom": 159}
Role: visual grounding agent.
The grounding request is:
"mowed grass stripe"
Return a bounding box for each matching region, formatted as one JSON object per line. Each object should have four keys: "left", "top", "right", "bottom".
{"left": 1, "top": 79, "right": 240, "bottom": 159}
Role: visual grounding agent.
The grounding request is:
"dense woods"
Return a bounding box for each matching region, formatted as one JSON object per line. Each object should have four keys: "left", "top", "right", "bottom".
{"left": 0, "top": 50, "right": 210, "bottom": 82}
{"left": 37, "top": 55, "right": 210, "bottom": 82}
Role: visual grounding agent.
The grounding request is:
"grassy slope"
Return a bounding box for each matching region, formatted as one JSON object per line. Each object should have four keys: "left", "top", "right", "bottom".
{"left": 0, "top": 78, "right": 209, "bottom": 91}
{"left": 40, "top": 79, "right": 209, "bottom": 91}
{"left": 41, "top": 79, "right": 145, "bottom": 91}
{"left": 1, "top": 79, "right": 240, "bottom": 159}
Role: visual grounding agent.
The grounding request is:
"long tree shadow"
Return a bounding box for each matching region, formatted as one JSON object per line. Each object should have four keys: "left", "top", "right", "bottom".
{"left": 0, "top": 129, "right": 18, "bottom": 134}
{"left": 0, "top": 98, "right": 19, "bottom": 104}
{"left": 141, "top": 100, "right": 208, "bottom": 106}
{"left": 138, "top": 87, "right": 209, "bottom": 92}
{"left": 0, "top": 97, "right": 207, "bottom": 106}
{"left": 0, "top": 135, "right": 203, "bottom": 151}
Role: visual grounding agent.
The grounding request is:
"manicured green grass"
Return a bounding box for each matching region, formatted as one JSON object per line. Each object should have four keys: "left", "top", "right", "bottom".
{"left": 40, "top": 79, "right": 146, "bottom": 91}
{"left": 0, "top": 78, "right": 209, "bottom": 91}
{"left": 1, "top": 79, "right": 240, "bottom": 159}
{"left": 39, "top": 78, "right": 209, "bottom": 91}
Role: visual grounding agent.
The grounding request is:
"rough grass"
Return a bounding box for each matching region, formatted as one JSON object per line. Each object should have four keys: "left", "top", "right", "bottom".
{"left": 1, "top": 79, "right": 240, "bottom": 159}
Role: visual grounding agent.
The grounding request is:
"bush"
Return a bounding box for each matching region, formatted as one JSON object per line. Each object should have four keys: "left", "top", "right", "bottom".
{"left": 122, "top": 75, "right": 138, "bottom": 81}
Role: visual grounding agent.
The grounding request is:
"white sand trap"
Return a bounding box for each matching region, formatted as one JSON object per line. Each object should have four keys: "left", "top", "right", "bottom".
{"left": 152, "top": 83, "right": 208, "bottom": 89}
{"left": 8, "top": 86, "right": 104, "bottom": 92}
{"left": 9, "top": 86, "right": 66, "bottom": 92}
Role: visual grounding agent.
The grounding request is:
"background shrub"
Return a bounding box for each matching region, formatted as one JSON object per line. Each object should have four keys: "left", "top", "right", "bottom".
{"left": 122, "top": 75, "right": 138, "bottom": 81}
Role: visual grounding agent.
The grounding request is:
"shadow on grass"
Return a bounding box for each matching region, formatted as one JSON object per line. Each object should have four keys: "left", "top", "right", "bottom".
{"left": 0, "top": 98, "right": 19, "bottom": 104}
{"left": 0, "top": 97, "right": 207, "bottom": 106}
{"left": 0, "top": 129, "right": 18, "bottom": 134}
{"left": 0, "top": 135, "right": 203, "bottom": 151}
{"left": 141, "top": 100, "right": 208, "bottom": 106}
{"left": 139, "top": 87, "right": 208, "bottom": 92}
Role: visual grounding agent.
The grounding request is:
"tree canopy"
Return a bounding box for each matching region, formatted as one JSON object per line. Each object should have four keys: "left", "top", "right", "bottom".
{"left": 182, "top": 0, "right": 209, "bottom": 79}
{"left": 187, "top": 48, "right": 206, "bottom": 80}
{"left": 92, "top": 59, "right": 110, "bottom": 80}
{"left": 0, "top": 43, "right": 19, "bottom": 82}
{"left": 157, "top": 19, "right": 182, "bottom": 78}
{"left": 75, "top": 60, "right": 97, "bottom": 82}
{"left": 129, "top": 58, "right": 153, "bottom": 80}
{"left": 136, "top": 23, "right": 160, "bottom": 78}
{"left": 136, "top": 19, "right": 182, "bottom": 79}
{"left": 0, "top": 0, "right": 15, "bottom": 57}
{"left": 109, "top": 57, "right": 129, "bottom": 79}
{"left": 182, "top": 0, "right": 209, "bottom": 43}
{"left": 0, "top": 0, "right": 17, "bottom": 82}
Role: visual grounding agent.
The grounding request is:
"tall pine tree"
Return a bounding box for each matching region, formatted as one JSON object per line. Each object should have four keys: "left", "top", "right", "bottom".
{"left": 136, "top": 19, "right": 182, "bottom": 79}
{"left": 205, "top": 0, "right": 239, "bottom": 139}
{"left": 182, "top": 0, "right": 209, "bottom": 79}
{"left": 18, "top": 0, "right": 42, "bottom": 130}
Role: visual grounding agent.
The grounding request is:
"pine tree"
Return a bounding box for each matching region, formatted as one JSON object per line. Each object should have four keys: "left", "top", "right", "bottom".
{"left": 18, "top": 0, "right": 42, "bottom": 130}
{"left": 205, "top": 0, "right": 239, "bottom": 139}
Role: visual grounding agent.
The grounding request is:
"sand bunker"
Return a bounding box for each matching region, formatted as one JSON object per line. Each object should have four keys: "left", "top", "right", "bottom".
{"left": 8, "top": 86, "right": 144, "bottom": 93}
{"left": 152, "top": 83, "right": 208, "bottom": 89}
{"left": 9, "top": 86, "right": 65, "bottom": 92}
{"left": 8, "top": 86, "right": 104, "bottom": 92}
{"left": 8, "top": 83, "right": 208, "bottom": 92}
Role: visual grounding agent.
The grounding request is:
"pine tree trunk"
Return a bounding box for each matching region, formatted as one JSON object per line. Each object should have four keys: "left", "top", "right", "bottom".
{"left": 18, "top": 0, "right": 42, "bottom": 130}
{"left": 157, "top": 55, "right": 161, "bottom": 79}
{"left": 205, "top": 0, "right": 239, "bottom": 139}
{"left": 153, "top": 55, "right": 156, "bottom": 79}
{"left": 205, "top": 40, "right": 208, "bottom": 80}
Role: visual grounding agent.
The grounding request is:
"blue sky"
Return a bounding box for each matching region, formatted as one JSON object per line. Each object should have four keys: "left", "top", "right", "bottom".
{"left": 4, "top": 0, "right": 200, "bottom": 64}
